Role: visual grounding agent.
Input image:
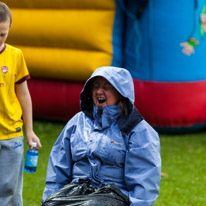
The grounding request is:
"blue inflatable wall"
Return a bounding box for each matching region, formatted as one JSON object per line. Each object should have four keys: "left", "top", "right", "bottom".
{"left": 113, "top": 0, "right": 206, "bottom": 132}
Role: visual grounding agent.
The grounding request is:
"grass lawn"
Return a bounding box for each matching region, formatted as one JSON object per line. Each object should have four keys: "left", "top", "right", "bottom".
{"left": 23, "top": 121, "right": 206, "bottom": 206}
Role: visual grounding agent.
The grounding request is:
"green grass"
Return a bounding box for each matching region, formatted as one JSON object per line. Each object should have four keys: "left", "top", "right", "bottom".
{"left": 23, "top": 121, "right": 206, "bottom": 206}
{"left": 154, "top": 132, "right": 206, "bottom": 206}
{"left": 23, "top": 121, "right": 65, "bottom": 205}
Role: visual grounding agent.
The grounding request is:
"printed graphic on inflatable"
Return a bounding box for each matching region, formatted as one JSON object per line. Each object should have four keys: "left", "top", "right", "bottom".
{"left": 180, "top": 0, "right": 206, "bottom": 56}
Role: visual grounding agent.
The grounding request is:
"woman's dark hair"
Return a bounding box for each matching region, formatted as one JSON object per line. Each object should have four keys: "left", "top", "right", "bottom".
{"left": 0, "top": 2, "right": 12, "bottom": 26}
{"left": 118, "top": 97, "right": 129, "bottom": 116}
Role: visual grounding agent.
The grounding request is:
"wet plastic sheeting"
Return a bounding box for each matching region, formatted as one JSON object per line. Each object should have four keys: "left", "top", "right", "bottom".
{"left": 42, "top": 183, "right": 129, "bottom": 206}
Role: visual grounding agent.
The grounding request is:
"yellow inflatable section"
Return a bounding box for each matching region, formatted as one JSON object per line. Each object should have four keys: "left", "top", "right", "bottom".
{"left": 5, "top": 0, "right": 116, "bottom": 81}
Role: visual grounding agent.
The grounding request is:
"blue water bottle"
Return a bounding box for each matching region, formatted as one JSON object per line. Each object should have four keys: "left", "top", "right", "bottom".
{"left": 24, "top": 142, "right": 38, "bottom": 173}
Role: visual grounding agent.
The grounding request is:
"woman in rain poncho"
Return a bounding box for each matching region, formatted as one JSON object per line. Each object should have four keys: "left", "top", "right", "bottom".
{"left": 42, "top": 66, "right": 161, "bottom": 206}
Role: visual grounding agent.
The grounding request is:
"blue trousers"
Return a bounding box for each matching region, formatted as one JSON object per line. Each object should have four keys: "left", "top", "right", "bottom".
{"left": 0, "top": 136, "right": 24, "bottom": 206}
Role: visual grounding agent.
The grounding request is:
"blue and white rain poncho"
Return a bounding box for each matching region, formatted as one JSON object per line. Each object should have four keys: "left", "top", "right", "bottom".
{"left": 42, "top": 66, "right": 161, "bottom": 206}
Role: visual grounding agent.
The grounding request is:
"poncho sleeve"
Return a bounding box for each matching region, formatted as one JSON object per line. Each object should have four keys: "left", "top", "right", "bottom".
{"left": 42, "top": 117, "right": 77, "bottom": 203}
{"left": 124, "top": 120, "right": 161, "bottom": 206}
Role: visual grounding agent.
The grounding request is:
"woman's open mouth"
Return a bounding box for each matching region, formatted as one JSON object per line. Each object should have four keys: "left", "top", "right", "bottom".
{"left": 98, "top": 98, "right": 106, "bottom": 104}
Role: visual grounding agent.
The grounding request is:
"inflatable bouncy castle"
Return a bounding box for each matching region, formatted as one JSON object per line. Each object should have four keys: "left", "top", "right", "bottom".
{"left": 5, "top": 0, "right": 206, "bottom": 132}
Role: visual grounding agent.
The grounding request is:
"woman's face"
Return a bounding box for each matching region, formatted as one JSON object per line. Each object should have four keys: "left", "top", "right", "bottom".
{"left": 92, "top": 77, "right": 120, "bottom": 108}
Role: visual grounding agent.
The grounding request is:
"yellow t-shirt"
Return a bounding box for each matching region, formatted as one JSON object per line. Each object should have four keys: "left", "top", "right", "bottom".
{"left": 0, "top": 44, "right": 30, "bottom": 140}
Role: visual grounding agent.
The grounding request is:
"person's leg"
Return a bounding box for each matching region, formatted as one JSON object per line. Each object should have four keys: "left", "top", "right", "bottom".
{"left": 0, "top": 136, "right": 24, "bottom": 206}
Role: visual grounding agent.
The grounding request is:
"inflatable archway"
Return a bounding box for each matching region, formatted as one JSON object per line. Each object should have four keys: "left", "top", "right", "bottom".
{"left": 6, "top": 0, "right": 118, "bottom": 121}
{"left": 5, "top": 0, "right": 206, "bottom": 132}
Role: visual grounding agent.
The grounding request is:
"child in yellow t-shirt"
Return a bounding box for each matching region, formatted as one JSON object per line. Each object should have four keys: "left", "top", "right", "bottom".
{"left": 0, "top": 2, "right": 42, "bottom": 205}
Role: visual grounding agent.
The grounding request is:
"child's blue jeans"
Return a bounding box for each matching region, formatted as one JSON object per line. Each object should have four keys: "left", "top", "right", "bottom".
{"left": 0, "top": 136, "right": 24, "bottom": 206}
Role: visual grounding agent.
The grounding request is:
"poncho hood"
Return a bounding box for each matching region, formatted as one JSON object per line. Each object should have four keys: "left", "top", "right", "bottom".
{"left": 80, "top": 67, "right": 143, "bottom": 133}
{"left": 80, "top": 66, "right": 135, "bottom": 111}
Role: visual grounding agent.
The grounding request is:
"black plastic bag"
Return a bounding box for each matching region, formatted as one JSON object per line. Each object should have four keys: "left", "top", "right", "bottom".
{"left": 42, "top": 182, "right": 129, "bottom": 206}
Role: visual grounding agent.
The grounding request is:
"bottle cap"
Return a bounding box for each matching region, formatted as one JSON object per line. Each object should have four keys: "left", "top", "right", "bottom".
{"left": 32, "top": 142, "right": 37, "bottom": 148}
